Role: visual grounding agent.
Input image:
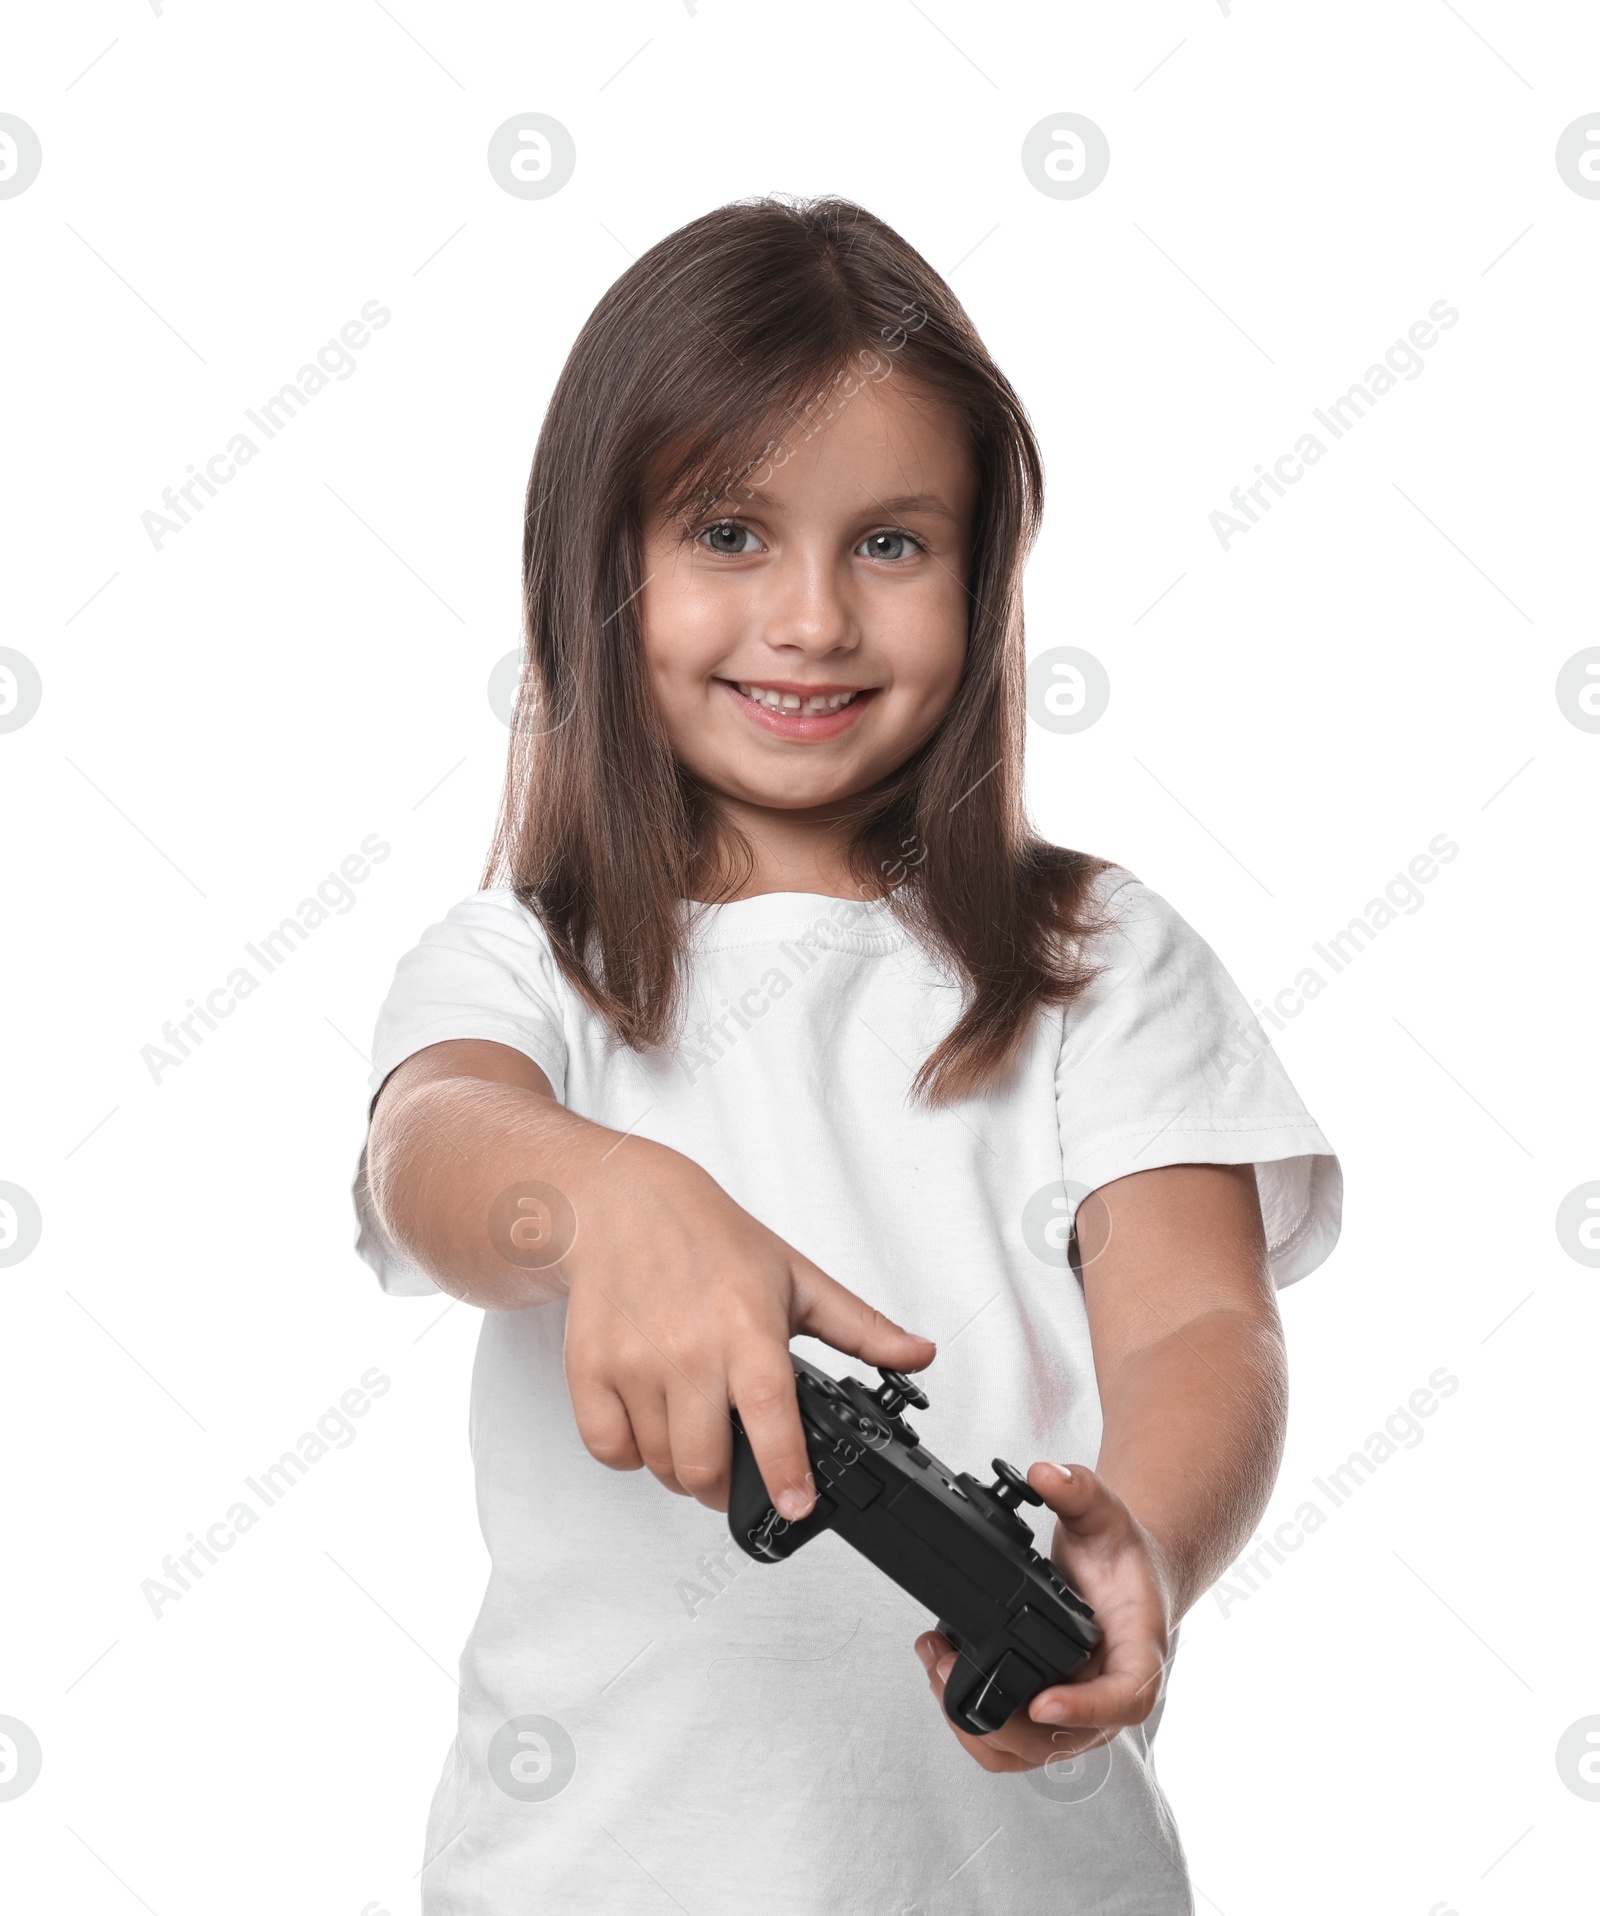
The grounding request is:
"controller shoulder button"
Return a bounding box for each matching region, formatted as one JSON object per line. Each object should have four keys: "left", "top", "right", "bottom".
{"left": 1010, "top": 1602, "right": 1091, "bottom": 1669}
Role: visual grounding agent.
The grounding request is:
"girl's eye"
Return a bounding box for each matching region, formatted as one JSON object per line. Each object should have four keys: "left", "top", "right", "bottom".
{"left": 857, "top": 530, "right": 921, "bottom": 562}
{"left": 699, "top": 521, "right": 760, "bottom": 555}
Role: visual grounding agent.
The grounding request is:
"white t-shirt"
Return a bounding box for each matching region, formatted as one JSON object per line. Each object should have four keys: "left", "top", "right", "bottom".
{"left": 351, "top": 866, "right": 1341, "bottom": 1916}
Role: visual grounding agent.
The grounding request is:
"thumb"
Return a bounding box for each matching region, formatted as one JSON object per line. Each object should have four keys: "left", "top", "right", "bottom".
{"left": 1027, "top": 1461, "right": 1119, "bottom": 1534}
{"left": 790, "top": 1258, "right": 936, "bottom": 1373}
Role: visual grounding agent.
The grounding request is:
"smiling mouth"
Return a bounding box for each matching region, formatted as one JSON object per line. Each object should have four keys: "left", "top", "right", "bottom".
{"left": 732, "top": 681, "right": 869, "bottom": 715}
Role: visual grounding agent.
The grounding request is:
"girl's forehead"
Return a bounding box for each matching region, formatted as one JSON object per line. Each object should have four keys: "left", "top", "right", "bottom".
{"left": 656, "top": 371, "right": 972, "bottom": 519}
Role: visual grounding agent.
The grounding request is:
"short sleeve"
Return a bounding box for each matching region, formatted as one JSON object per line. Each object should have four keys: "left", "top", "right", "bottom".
{"left": 1055, "top": 872, "right": 1342, "bottom": 1288}
{"left": 350, "top": 887, "right": 571, "bottom": 1297}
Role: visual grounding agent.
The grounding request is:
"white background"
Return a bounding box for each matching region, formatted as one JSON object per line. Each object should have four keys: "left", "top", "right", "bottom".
{"left": 3, "top": 3, "right": 1596, "bottom": 1912}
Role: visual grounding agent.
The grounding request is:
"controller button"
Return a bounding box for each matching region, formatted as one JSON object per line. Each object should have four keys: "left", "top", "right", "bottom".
{"left": 1010, "top": 1603, "right": 1091, "bottom": 1671}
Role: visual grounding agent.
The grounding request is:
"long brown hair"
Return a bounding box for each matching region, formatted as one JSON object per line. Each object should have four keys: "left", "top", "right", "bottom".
{"left": 483, "top": 195, "right": 1114, "bottom": 1104}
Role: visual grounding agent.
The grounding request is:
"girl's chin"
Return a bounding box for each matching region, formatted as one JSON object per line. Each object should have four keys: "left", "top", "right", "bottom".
{"left": 693, "top": 765, "right": 873, "bottom": 815}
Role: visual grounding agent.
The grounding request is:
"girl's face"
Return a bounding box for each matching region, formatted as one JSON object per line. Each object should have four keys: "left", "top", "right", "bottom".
{"left": 637, "top": 372, "right": 978, "bottom": 821}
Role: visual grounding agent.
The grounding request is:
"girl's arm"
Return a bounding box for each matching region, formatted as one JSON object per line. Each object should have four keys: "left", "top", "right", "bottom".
{"left": 916, "top": 1161, "right": 1285, "bottom": 1770}
{"left": 1078, "top": 1159, "right": 1286, "bottom": 1616}
{"left": 365, "top": 1037, "right": 935, "bottom": 1518}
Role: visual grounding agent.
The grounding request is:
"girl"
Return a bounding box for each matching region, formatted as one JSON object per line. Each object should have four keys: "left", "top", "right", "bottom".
{"left": 353, "top": 196, "right": 1341, "bottom": 1914}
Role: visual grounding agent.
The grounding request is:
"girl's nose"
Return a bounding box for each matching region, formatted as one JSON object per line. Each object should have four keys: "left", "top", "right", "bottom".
{"left": 760, "top": 551, "right": 857, "bottom": 657}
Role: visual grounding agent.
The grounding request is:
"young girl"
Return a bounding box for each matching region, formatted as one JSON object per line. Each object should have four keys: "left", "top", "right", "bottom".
{"left": 353, "top": 196, "right": 1341, "bottom": 1914}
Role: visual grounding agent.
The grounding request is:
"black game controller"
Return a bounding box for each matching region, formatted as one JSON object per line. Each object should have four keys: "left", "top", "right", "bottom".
{"left": 728, "top": 1352, "right": 1101, "bottom": 1735}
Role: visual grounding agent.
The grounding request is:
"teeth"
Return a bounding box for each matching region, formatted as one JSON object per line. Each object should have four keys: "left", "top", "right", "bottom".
{"left": 738, "top": 684, "right": 861, "bottom": 715}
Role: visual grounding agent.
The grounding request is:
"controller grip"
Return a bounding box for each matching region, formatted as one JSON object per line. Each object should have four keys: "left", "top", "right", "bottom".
{"left": 936, "top": 1628, "right": 1055, "bottom": 1737}
{"left": 727, "top": 1411, "right": 836, "bottom": 1562}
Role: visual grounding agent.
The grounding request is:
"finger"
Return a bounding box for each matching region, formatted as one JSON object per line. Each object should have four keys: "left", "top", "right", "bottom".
{"left": 1027, "top": 1632, "right": 1168, "bottom": 1731}
{"left": 913, "top": 1628, "right": 953, "bottom": 1673}
{"left": 727, "top": 1351, "right": 816, "bottom": 1520}
{"left": 1022, "top": 1461, "right": 1170, "bottom": 1725}
{"left": 665, "top": 1378, "right": 737, "bottom": 1511}
{"left": 622, "top": 1385, "right": 690, "bottom": 1497}
{"left": 1026, "top": 1461, "right": 1124, "bottom": 1538}
{"left": 790, "top": 1258, "right": 936, "bottom": 1373}
{"left": 567, "top": 1378, "right": 643, "bottom": 1472}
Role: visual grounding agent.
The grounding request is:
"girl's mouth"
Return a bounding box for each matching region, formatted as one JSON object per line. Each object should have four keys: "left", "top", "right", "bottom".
{"left": 718, "top": 679, "right": 877, "bottom": 739}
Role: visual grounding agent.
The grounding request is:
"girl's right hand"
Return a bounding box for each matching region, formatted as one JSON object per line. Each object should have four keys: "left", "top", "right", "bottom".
{"left": 560, "top": 1137, "right": 935, "bottom": 1518}
{"left": 365, "top": 1039, "right": 932, "bottom": 1518}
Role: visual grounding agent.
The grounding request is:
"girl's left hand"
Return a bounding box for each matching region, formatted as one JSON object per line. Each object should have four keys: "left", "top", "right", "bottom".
{"left": 913, "top": 1462, "right": 1173, "bottom": 1772}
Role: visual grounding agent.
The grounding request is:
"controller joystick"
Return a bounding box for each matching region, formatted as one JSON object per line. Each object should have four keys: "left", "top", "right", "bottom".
{"left": 872, "top": 1368, "right": 930, "bottom": 1417}
{"left": 728, "top": 1352, "right": 1101, "bottom": 1737}
{"left": 986, "top": 1459, "right": 1043, "bottom": 1512}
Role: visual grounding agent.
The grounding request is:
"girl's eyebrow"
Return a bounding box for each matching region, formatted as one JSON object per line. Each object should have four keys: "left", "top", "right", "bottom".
{"left": 732, "top": 485, "right": 959, "bottom": 522}
{"left": 873, "top": 492, "right": 959, "bottom": 522}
